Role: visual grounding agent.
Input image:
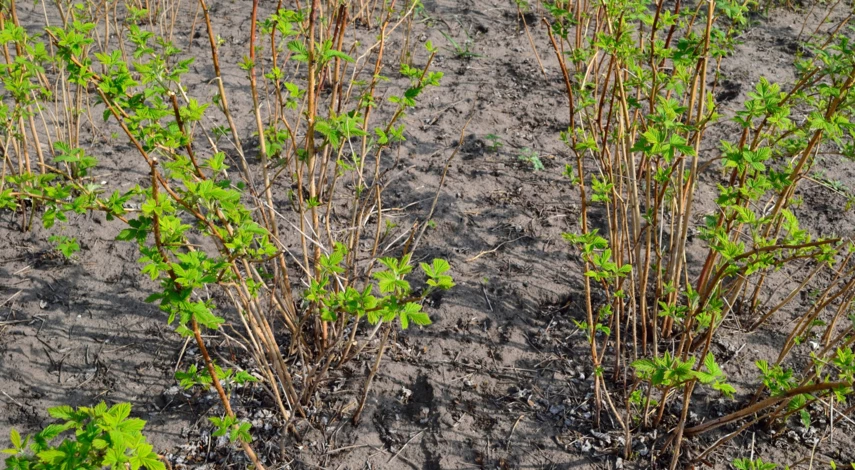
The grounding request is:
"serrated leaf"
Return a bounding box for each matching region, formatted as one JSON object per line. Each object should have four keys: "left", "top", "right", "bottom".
{"left": 9, "top": 429, "right": 21, "bottom": 449}
{"left": 704, "top": 353, "right": 723, "bottom": 377}
{"left": 714, "top": 382, "right": 736, "bottom": 397}
{"left": 409, "top": 312, "right": 432, "bottom": 326}
{"left": 130, "top": 449, "right": 166, "bottom": 470}
{"left": 119, "top": 418, "right": 146, "bottom": 434}
{"left": 110, "top": 402, "right": 132, "bottom": 421}
{"left": 800, "top": 409, "right": 811, "bottom": 429}
{"left": 102, "top": 446, "right": 124, "bottom": 467}
{"left": 430, "top": 258, "right": 450, "bottom": 274}
{"left": 38, "top": 423, "right": 68, "bottom": 441}
{"left": 373, "top": 271, "right": 400, "bottom": 293}
{"left": 631, "top": 359, "right": 656, "bottom": 374}
{"left": 47, "top": 405, "right": 74, "bottom": 420}
{"left": 36, "top": 449, "right": 65, "bottom": 463}
{"left": 692, "top": 370, "right": 716, "bottom": 384}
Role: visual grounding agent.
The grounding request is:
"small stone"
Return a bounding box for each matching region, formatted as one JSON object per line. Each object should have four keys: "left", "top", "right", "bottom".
{"left": 591, "top": 429, "right": 611, "bottom": 444}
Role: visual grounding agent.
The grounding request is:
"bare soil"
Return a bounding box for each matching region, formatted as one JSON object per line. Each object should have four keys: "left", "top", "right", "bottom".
{"left": 2, "top": 1, "right": 855, "bottom": 469}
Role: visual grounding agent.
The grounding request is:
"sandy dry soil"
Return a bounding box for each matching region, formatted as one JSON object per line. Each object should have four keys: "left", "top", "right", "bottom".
{"left": 2, "top": 0, "right": 855, "bottom": 469}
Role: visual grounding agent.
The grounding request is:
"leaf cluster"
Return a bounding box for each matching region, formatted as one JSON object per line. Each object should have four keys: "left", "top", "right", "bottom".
{"left": 3, "top": 403, "right": 164, "bottom": 470}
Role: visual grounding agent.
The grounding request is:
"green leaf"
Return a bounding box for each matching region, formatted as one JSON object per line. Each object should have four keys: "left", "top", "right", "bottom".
{"left": 119, "top": 418, "right": 146, "bottom": 434}
{"left": 704, "top": 353, "right": 723, "bottom": 377}
{"left": 428, "top": 258, "right": 450, "bottom": 275}
{"left": 692, "top": 370, "right": 716, "bottom": 384}
{"left": 102, "top": 446, "right": 124, "bottom": 468}
{"left": 373, "top": 271, "right": 403, "bottom": 293}
{"left": 110, "top": 402, "right": 132, "bottom": 422}
{"left": 36, "top": 449, "right": 65, "bottom": 464}
{"left": 130, "top": 448, "right": 166, "bottom": 470}
{"left": 47, "top": 405, "right": 75, "bottom": 420}
{"left": 800, "top": 409, "right": 811, "bottom": 429}
{"left": 713, "top": 382, "right": 736, "bottom": 397}
{"left": 287, "top": 40, "right": 308, "bottom": 61}
{"left": 38, "top": 424, "right": 67, "bottom": 441}
{"left": 188, "top": 302, "right": 224, "bottom": 329}
{"left": 128, "top": 441, "right": 163, "bottom": 470}
{"left": 233, "top": 370, "right": 258, "bottom": 385}
{"left": 409, "top": 312, "right": 432, "bottom": 326}
{"left": 632, "top": 359, "right": 656, "bottom": 375}
{"left": 9, "top": 429, "right": 21, "bottom": 449}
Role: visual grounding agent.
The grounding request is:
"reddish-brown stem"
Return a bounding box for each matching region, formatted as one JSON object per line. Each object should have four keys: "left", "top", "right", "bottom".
{"left": 191, "top": 318, "right": 267, "bottom": 470}
{"left": 196, "top": 0, "right": 254, "bottom": 190}
{"left": 684, "top": 381, "right": 849, "bottom": 436}
{"left": 169, "top": 93, "right": 205, "bottom": 180}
